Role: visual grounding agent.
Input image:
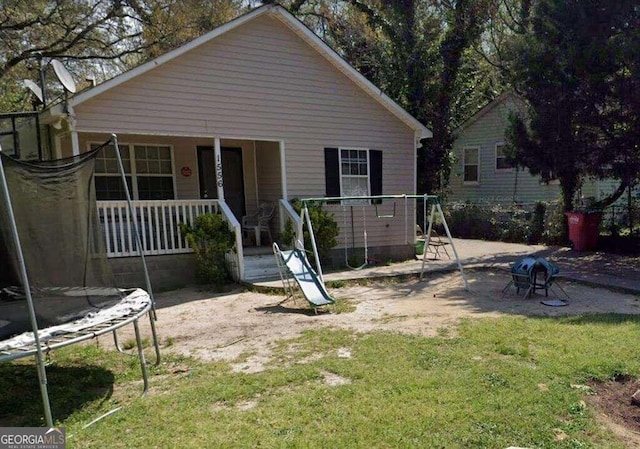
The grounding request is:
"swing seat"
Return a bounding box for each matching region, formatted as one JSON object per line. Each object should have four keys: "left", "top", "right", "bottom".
{"left": 342, "top": 204, "right": 371, "bottom": 271}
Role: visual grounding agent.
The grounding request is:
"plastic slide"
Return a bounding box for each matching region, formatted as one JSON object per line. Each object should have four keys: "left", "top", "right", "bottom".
{"left": 278, "top": 248, "right": 335, "bottom": 308}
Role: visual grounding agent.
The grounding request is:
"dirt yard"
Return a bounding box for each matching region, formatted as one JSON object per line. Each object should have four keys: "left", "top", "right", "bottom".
{"left": 119, "top": 269, "right": 640, "bottom": 446}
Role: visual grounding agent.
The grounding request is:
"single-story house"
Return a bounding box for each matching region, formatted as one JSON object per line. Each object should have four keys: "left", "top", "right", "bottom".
{"left": 449, "top": 93, "right": 563, "bottom": 204}
{"left": 448, "top": 93, "right": 633, "bottom": 207}
{"left": 37, "top": 4, "right": 430, "bottom": 286}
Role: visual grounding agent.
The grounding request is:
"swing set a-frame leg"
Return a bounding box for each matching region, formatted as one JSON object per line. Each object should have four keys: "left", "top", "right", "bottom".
{"left": 419, "top": 200, "right": 469, "bottom": 291}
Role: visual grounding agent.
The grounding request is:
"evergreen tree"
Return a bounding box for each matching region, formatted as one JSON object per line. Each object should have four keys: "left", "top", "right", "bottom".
{"left": 505, "top": 0, "right": 640, "bottom": 211}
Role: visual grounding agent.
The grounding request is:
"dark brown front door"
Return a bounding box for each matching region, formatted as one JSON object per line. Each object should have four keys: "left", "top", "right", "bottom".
{"left": 197, "top": 146, "right": 246, "bottom": 221}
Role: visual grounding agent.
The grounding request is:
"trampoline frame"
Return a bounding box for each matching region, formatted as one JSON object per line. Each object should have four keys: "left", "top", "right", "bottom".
{"left": 0, "top": 290, "right": 153, "bottom": 386}
{"left": 0, "top": 134, "right": 160, "bottom": 427}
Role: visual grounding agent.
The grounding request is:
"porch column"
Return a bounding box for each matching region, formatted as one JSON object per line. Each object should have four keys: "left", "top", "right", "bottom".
{"left": 54, "top": 135, "right": 62, "bottom": 159}
{"left": 68, "top": 105, "right": 80, "bottom": 156}
{"left": 279, "top": 140, "right": 287, "bottom": 199}
{"left": 71, "top": 132, "right": 80, "bottom": 156}
{"left": 279, "top": 140, "right": 287, "bottom": 236}
{"left": 214, "top": 137, "right": 224, "bottom": 200}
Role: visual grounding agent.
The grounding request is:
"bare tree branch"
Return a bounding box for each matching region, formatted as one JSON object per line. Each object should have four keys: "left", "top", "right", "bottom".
{"left": 0, "top": 1, "right": 150, "bottom": 80}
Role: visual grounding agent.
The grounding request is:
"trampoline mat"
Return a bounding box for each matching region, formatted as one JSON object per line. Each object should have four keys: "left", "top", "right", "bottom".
{"left": 0, "top": 286, "right": 127, "bottom": 340}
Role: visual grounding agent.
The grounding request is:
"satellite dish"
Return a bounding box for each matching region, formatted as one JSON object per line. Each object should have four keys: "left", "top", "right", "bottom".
{"left": 51, "top": 59, "right": 77, "bottom": 93}
{"left": 23, "top": 79, "right": 43, "bottom": 103}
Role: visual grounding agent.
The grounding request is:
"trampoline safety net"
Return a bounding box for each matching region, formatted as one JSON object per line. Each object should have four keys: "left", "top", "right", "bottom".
{"left": 0, "top": 147, "right": 129, "bottom": 340}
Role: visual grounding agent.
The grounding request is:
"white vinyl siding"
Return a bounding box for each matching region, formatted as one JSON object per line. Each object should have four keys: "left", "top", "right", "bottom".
{"left": 450, "top": 95, "right": 561, "bottom": 204}
{"left": 74, "top": 14, "right": 414, "bottom": 194}
{"left": 254, "top": 140, "right": 282, "bottom": 231}
{"left": 73, "top": 14, "right": 416, "bottom": 250}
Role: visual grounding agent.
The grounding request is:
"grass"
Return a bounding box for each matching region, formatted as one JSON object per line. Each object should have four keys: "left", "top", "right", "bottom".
{"left": 333, "top": 298, "right": 357, "bottom": 314}
{"left": 2, "top": 315, "right": 640, "bottom": 448}
{"left": 121, "top": 337, "right": 151, "bottom": 350}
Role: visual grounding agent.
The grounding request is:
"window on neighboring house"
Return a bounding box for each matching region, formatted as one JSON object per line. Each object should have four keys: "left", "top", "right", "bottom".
{"left": 495, "top": 143, "right": 514, "bottom": 170}
{"left": 324, "top": 147, "right": 382, "bottom": 203}
{"left": 463, "top": 147, "right": 479, "bottom": 183}
{"left": 92, "top": 143, "right": 174, "bottom": 200}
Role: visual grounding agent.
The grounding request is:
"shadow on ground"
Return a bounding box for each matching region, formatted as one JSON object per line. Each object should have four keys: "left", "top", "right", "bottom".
{"left": 0, "top": 363, "right": 114, "bottom": 426}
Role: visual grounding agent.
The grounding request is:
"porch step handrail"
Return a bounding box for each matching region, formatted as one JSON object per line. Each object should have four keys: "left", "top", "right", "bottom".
{"left": 279, "top": 198, "right": 303, "bottom": 244}
{"left": 217, "top": 201, "right": 244, "bottom": 281}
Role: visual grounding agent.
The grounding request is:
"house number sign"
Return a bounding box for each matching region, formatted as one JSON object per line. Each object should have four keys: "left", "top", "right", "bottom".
{"left": 216, "top": 153, "right": 223, "bottom": 187}
{"left": 180, "top": 166, "right": 192, "bottom": 177}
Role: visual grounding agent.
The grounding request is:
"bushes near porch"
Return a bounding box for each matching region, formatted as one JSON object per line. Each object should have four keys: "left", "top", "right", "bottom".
{"left": 179, "top": 213, "right": 235, "bottom": 286}
{"left": 280, "top": 199, "right": 339, "bottom": 266}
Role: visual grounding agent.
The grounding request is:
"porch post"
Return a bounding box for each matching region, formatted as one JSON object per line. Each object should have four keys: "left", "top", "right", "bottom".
{"left": 214, "top": 137, "right": 224, "bottom": 200}
{"left": 279, "top": 141, "right": 287, "bottom": 199}
{"left": 279, "top": 140, "right": 287, "bottom": 234}
{"left": 54, "top": 135, "right": 63, "bottom": 159}
{"left": 68, "top": 105, "right": 80, "bottom": 156}
{"left": 71, "top": 132, "right": 80, "bottom": 156}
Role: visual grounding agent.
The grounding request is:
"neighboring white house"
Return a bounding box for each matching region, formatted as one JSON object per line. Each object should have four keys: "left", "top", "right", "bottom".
{"left": 40, "top": 4, "right": 431, "bottom": 284}
{"left": 449, "top": 93, "right": 635, "bottom": 209}
{"left": 449, "top": 93, "right": 562, "bottom": 204}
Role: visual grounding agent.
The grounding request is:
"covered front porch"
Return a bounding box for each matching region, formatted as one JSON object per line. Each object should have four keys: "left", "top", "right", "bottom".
{"left": 84, "top": 132, "right": 298, "bottom": 283}
{"left": 72, "top": 133, "right": 285, "bottom": 222}
{"left": 98, "top": 198, "right": 301, "bottom": 283}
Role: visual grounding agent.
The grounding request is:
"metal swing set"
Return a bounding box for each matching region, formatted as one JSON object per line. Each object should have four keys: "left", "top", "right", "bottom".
{"left": 299, "top": 194, "right": 468, "bottom": 286}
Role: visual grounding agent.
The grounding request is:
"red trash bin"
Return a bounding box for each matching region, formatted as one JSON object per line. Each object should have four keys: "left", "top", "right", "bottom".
{"left": 565, "top": 211, "right": 602, "bottom": 251}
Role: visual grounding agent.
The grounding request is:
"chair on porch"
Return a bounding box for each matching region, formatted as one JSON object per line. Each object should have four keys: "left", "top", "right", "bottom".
{"left": 242, "top": 202, "right": 275, "bottom": 246}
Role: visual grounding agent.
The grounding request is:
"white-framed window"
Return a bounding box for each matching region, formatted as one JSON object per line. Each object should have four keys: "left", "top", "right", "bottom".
{"left": 495, "top": 143, "right": 514, "bottom": 171}
{"left": 339, "top": 148, "right": 370, "bottom": 199}
{"left": 463, "top": 147, "right": 479, "bottom": 183}
{"left": 91, "top": 142, "right": 175, "bottom": 200}
{"left": 324, "top": 147, "right": 382, "bottom": 202}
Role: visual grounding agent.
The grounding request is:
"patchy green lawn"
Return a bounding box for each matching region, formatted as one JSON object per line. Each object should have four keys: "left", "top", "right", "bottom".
{"left": 2, "top": 315, "right": 639, "bottom": 448}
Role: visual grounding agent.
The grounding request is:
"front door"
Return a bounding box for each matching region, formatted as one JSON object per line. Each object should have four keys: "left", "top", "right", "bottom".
{"left": 197, "top": 146, "right": 246, "bottom": 221}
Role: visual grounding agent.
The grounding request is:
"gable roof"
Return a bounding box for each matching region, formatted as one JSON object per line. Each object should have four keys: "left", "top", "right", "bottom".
{"left": 63, "top": 4, "right": 431, "bottom": 139}
{"left": 453, "top": 92, "right": 524, "bottom": 137}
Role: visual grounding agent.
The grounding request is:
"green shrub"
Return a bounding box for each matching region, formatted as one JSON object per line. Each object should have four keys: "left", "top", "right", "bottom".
{"left": 281, "top": 199, "right": 339, "bottom": 265}
{"left": 498, "top": 205, "right": 531, "bottom": 243}
{"left": 444, "top": 203, "right": 500, "bottom": 240}
{"left": 443, "top": 201, "right": 557, "bottom": 245}
{"left": 179, "top": 213, "right": 235, "bottom": 286}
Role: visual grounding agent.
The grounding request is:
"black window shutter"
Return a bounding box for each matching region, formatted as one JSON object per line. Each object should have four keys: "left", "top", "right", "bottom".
{"left": 369, "top": 150, "right": 383, "bottom": 204}
{"left": 324, "top": 148, "right": 340, "bottom": 202}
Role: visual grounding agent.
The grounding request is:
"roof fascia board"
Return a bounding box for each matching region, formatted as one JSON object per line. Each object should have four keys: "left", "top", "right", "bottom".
{"left": 270, "top": 7, "right": 431, "bottom": 139}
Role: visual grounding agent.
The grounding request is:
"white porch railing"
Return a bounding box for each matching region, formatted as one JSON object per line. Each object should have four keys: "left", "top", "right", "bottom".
{"left": 97, "top": 200, "right": 244, "bottom": 281}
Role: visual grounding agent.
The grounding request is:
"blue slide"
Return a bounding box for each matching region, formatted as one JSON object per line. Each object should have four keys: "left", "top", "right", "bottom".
{"left": 278, "top": 248, "right": 335, "bottom": 309}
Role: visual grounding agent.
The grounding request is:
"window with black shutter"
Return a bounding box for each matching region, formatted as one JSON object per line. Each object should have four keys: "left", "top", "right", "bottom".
{"left": 324, "top": 147, "right": 382, "bottom": 203}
